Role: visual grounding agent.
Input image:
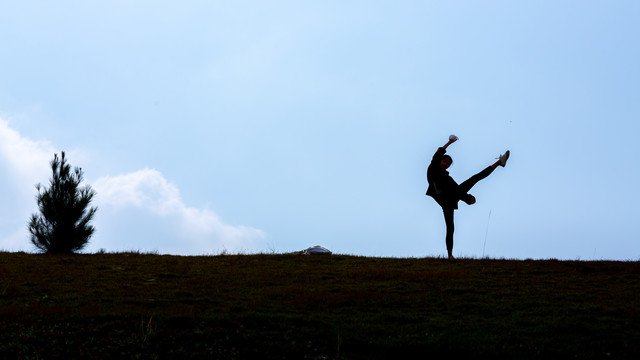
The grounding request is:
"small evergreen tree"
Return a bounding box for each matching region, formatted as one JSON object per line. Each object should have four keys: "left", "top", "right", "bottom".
{"left": 29, "top": 151, "right": 97, "bottom": 253}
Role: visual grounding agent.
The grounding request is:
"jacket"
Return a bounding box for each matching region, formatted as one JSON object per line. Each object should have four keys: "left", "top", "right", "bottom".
{"left": 426, "top": 147, "right": 460, "bottom": 209}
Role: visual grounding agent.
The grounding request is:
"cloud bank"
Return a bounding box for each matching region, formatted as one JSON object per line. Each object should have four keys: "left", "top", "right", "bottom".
{"left": 93, "top": 169, "right": 266, "bottom": 254}
{"left": 0, "top": 117, "right": 266, "bottom": 254}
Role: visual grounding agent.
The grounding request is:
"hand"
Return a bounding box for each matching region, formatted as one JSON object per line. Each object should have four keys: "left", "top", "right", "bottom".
{"left": 442, "top": 134, "right": 458, "bottom": 149}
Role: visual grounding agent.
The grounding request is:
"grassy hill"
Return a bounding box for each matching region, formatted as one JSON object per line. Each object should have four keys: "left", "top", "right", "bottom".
{"left": 1, "top": 252, "right": 639, "bottom": 359}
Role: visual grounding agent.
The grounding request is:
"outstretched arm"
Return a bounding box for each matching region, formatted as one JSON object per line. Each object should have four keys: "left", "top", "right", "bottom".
{"left": 430, "top": 135, "right": 458, "bottom": 165}
{"left": 441, "top": 135, "right": 458, "bottom": 150}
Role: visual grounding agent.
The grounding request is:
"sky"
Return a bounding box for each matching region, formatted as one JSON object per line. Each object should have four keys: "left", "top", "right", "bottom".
{"left": 1, "top": 1, "right": 639, "bottom": 260}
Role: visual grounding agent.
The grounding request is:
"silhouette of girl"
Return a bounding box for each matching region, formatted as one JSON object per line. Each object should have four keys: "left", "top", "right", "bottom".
{"left": 426, "top": 135, "right": 509, "bottom": 259}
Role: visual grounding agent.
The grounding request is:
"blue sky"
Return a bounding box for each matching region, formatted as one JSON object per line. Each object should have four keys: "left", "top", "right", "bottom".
{"left": 1, "top": 1, "right": 638, "bottom": 259}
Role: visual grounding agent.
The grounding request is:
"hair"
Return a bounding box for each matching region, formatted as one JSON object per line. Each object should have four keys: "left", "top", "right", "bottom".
{"left": 442, "top": 155, "right": 453, "bottom": 164}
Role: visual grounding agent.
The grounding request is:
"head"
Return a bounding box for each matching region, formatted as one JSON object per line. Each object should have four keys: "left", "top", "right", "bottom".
{"left": 440, "top": 155, "right": 452, "bottom": 170}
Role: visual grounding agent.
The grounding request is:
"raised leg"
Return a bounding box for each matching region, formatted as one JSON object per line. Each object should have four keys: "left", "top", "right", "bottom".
{"left": 459, "top": 165, "right": 495, "bottom": 195}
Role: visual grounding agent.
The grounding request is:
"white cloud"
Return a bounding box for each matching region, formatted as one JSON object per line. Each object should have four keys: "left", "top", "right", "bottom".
{"left": 0, "top": 228, "right": 29, "bottom": 252}
{"left": 0, "top": 118, "right": 55, "bottom": 186}
{"left": 93, "top": 169, "right": 266, "bottom": 254}
{"left": 0, "top": 117, "right": 58, "bottom": 251}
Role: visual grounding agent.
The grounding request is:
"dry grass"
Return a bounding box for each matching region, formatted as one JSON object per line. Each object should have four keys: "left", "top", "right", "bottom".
{"left": 1, "top": 252, "right": 639, "bottom": 359}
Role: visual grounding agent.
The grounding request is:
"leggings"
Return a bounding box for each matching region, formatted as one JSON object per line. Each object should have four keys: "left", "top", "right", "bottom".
{"left": 442, "top": 165, "right": 495, "bottom": 251}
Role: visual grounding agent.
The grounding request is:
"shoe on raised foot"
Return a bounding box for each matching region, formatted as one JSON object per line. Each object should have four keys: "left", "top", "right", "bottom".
{"left": 499, "top": 150, "right": 510, "bottom": 167}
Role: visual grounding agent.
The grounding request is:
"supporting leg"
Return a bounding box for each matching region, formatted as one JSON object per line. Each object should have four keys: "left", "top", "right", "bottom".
{"left": 442, "top": 207, "right": 455, "bottom": 258}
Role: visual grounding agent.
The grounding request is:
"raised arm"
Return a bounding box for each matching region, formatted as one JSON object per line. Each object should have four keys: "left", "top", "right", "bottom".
{"left": 430, "top": 135, "right": 458, "bottom": 165}
{"left": 441, "top": 135, "right": 458, "bottom": 150}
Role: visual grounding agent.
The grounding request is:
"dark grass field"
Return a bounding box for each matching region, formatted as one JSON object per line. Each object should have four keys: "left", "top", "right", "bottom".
{"left": 1, "top": 252, "right": 639, "bottom": 359}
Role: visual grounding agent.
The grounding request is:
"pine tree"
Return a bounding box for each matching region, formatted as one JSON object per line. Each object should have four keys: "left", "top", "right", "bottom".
{"left": 29, "top": 151, "right": 97, "bottom": 253}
